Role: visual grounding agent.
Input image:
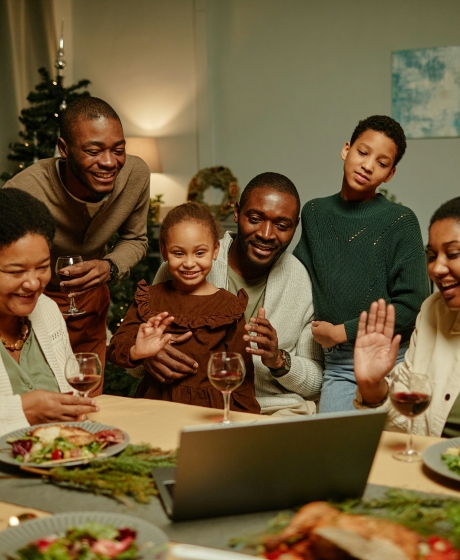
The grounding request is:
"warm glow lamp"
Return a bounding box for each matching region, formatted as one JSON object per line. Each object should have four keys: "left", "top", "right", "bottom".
{"left": 125, "top": 137, "right": 162, "bottom": 173}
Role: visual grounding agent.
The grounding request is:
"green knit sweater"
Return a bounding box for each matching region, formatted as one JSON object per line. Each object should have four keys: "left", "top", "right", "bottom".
{"left": 293, "top": 193, "right": 429, "bottom": 343}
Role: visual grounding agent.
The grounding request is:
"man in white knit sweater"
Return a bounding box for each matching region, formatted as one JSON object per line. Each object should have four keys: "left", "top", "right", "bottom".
{"left": 151, "top": 173, "right": 324, "bottom": 415}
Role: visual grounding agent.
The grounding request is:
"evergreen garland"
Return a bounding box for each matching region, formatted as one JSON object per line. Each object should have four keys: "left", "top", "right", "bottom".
{"left": 1, "top": 67, "right": 90, "bottom": 182}
{"left": 45, "top": 444, "right": 177, "bottom": 504}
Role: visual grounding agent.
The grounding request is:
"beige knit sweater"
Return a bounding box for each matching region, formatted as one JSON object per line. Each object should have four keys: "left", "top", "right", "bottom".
{"left": 4, "top": 155, "right": 150, "bottom": 286}
{"left": 0, "top": 295, "right": 73, "bottom": 436}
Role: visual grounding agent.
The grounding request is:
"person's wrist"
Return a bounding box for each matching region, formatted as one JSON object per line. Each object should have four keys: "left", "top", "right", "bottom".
{"left": 333, "top": 324, "right": 347, "bottom": 345}
{"left": 358, "top": 378, "right": 389, "bottom": 405}
{"left": 129, "top": 346, "right": 143, "bottom": 362}
{"left": 266, "top": 349, "right": 284, "bottom": 370}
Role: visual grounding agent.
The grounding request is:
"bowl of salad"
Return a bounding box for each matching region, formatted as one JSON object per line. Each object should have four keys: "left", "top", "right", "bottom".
{"left": 0, "top": 511, "right": 168, "bottom": 559}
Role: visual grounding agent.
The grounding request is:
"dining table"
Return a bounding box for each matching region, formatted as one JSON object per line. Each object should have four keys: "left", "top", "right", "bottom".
{"left": 1, "top": 394, "right": 460, "bottom": 559}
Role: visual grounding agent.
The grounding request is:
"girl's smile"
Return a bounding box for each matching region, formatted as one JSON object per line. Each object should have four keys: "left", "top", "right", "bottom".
{"left": 161, "top": 221, "right": 220, "bottom": 295}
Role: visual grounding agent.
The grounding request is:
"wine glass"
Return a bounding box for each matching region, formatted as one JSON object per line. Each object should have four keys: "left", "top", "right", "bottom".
{"left": 55, "top": 255, "right": 86, "bottom": 316}
{"left": 389, "top": 371, "right": 432, "bottom": 462}
{"left": 208, "top": 352, "right": 246, "bottom": 425}
{"left": 65, "top": 352, "right": 102, "bottom": 421}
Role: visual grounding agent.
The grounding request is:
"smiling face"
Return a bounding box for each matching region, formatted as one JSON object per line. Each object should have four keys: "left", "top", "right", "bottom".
{"left": 341, "top": 129, "right": 397, "bottom": 202}
{"left": 58, "top": 117, "right": 126, "bottom": 199}
{"left": 161, "top": 221, "right": 220, "bottom": 295}
{"left": 232, "top": 187, "right": 299, "bottom": 277}
{"left": 427, "top": 218, "right": 460, "bottom": 309}
{"left": 0, "top": 234, "right": 51, "bottom": 317}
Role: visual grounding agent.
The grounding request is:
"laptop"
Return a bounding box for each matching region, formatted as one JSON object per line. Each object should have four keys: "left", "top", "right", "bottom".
{"left": 152, "top": 409, "right": 386, "bottom": 521}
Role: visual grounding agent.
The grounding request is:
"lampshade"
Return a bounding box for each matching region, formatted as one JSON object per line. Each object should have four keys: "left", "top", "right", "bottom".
{"left": 125, "top": 137, "right": 162, "bottom": 173}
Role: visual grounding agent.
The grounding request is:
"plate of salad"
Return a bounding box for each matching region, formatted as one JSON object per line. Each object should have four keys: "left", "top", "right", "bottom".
{"left": 0, "top": 422, "right": 130, "bottom": 468}
{"left": 0, "top": 511, "right": 168, "bottom": 559}
{"left": 422, "top": 436, "right": 460, "bottom": 483}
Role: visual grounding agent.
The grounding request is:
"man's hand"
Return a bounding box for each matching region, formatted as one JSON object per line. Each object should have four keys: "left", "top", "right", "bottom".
{"left": 144, "top": 331, "right": 198, "bottom": 383}
{"left": 58, "top": 259, "right": 111, "bottom": 295}
{"left": 21, "top": 391, "right": 99, "bottom": 424}
{"left": 130, "top": 312, "right": 174, "bottom": 361}
{"left": 354, "top": 299, "right": 401, "bottom": 404}
{"left": 311, "top": 321, "right": 347, "bottom": 348}
{"left": 243, "top": 307, "right": 284, "bottom": 370}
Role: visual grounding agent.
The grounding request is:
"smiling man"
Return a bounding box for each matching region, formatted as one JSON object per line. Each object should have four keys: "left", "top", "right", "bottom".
{"left": 145, "top": 172, "right": 324, "bottom": 415}
{"left": 4, "top": 97, "right": 150, "bottom": 392}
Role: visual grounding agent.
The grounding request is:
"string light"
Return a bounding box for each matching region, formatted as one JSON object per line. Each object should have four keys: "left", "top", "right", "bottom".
{"left": 54, "top": 113, "right": 59, "bottom": 117}
{"left": 52, "top": 81, "right": 57, "bottom": 85}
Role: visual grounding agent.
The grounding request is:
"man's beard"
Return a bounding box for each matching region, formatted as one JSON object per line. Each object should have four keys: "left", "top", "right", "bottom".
{"left": 67, "top": 155, "right": 113, "bottom": 201}
{"left": 236, "top": 234, "right": 288, "bottom": 273}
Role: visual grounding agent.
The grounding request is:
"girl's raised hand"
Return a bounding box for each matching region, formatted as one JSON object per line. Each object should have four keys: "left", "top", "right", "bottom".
{"left": 129, "top": 312, "right": 174, "bottom": 361}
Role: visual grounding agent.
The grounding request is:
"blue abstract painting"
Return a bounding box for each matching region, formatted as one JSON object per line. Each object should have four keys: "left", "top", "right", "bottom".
{"left": 392, "top": 46, "right": 460, "bottom": 138}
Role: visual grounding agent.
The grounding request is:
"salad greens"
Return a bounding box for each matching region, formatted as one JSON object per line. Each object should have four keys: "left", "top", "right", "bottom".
{"left": 8, "top": 521, "right": 139, "bottom": 560}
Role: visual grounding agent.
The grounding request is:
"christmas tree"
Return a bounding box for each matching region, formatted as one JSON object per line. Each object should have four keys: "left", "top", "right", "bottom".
{"left": 1, "top": 67, "right": 90, "bottom": 182}
{"left": 1, "top": 22, "right": 90, "bottom": 181}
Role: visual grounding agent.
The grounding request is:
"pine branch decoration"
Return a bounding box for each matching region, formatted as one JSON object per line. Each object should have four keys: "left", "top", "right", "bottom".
{"left": 42, "top": 444, "right": 177, "bottom": 504}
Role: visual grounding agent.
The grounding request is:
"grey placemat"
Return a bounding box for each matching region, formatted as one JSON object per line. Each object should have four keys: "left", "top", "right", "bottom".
{"left": 0, "top": 462, "right": 457, "bottom": 550}
{"left": 0, "top": 465, "right": 282, "bottom": 549}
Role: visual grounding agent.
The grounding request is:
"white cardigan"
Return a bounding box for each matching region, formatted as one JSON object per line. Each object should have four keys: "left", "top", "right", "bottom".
{"left": 355, "top": 292, "right": 460, "bottom": 437}
{"left": 154, "top": 232, "right": 324, "bottom": 411}
{"left": 0, "top": 295, "right": 73, "bottom": 436}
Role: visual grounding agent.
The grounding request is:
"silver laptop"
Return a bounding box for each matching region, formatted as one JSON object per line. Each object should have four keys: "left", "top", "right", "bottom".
{"left": 152, "top": 409, "right": 386, "bottom": 521}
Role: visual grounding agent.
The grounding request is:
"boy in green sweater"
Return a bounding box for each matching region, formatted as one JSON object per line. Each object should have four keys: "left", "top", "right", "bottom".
{"left": 293, "top": 115, "right": 429, "bottom": 412}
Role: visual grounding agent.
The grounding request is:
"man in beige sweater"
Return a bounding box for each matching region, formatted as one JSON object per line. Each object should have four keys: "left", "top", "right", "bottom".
{"left": 4, "top": 97, "right": 150, "bottom": 392}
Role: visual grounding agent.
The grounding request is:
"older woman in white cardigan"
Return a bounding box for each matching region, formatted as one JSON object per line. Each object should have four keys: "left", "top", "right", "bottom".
{"left": 354, "top": 196, "right": 460, "bottom": 437}
{"left": 0, "top": 189, "right": 100, "bottom": 436}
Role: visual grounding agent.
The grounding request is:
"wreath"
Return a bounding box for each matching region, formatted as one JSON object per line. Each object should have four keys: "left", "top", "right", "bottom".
{"left": 187, "top": 166, "right": 240, "bottom": 220}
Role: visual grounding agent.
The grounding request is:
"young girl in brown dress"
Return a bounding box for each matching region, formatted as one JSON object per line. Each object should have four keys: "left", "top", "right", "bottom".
{"left": 107, "top": 203, "right": 259, "bottom": 413}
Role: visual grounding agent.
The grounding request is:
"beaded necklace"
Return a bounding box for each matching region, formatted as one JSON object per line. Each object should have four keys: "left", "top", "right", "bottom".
{"left": 0, "top": 317, "right": 30, "bottom": 351}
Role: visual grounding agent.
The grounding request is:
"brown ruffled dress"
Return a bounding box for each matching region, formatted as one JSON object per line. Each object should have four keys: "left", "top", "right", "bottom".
{"left": 107, "top": 280, "right": 260, "bottom": 414}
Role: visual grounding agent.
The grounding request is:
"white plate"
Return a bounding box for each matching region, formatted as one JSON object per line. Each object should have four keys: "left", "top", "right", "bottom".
{"left": 422, "top": 436, "right": 460, "bottom": 482}
{"left": 0, "top": 511, "right": 168, "bottom": 559}
{"left": 0, "top": 422, "right": 130, "bottom": 468}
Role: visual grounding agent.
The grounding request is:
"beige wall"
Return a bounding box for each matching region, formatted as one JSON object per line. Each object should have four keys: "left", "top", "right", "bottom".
{"left": 1, "top": 0, "right": 459, "bottom": 244}
{"left": 206, "top": 0, "right": 460, "bottom": 243}
{"left": 72, "top": 0, "right": 198, "bottom": 206}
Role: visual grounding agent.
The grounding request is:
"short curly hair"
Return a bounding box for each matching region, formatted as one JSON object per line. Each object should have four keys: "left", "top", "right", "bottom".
{"left": 0, "top": 189, "right": 56, "bottom": 250}
{"left": 160, "top": 202, "right": 222, "bottom": 247}
{"left": 239, "top": 172, "right": 300, "bottom": 215}
{"left": 350, "top": 115, "right": 407, "bottom": 167}
{"left": 429, "top": 196, "right": 460, "bottom": 228}
{"left": 60, "top": 97, "right": 121, "bottom": 144}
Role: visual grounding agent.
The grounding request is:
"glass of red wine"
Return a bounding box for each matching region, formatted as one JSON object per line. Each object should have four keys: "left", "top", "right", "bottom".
{"left": 208, "top": 352, "right": 246, "bottom": 425}
{"left": 55, "top": 255, "right": 85, "bottom": 316}
{"left": 389, "top": 371, "right": 432, "bottom": 462}
{"left": 65, "top": 352, "right": 102, "bottom": 421}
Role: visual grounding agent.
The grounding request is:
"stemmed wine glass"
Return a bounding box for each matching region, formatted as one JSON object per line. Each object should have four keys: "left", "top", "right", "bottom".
{"left": 208, "top": 352, "right": 246, "bottom": 425}
{"left": 55, "top": 255, "right": 86, "bottom": 316}
{"left": 389, "top": 371, "right": 432, "bottom": 462}
{"left": 65, "top": 353, "right": 102, "bottom": 421}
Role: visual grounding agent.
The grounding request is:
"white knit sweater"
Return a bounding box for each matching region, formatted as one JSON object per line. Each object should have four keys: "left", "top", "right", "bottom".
{"left": 154, "top": 232, "right": 324, "bottom": 411}
{"left": 355, "top": 292, "right": 460, "bottom": 437}
{"left": 0, "top": 295, "right": 73, "bottom": 436}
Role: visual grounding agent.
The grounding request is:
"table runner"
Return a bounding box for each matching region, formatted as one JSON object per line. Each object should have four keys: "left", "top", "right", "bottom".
{"left": 0, "top": 466, "right": 440, "bottom": 551}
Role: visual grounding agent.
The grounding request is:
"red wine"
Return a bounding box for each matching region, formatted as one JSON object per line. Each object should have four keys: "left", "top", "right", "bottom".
{"left": 67, "top": 374, "right": 101, "bottom": 393}
{"left": 390, "top": 391, "right": 431, "bottom": 417}
{"left": 56, "top": 273, "right": 83, "bottom": 282}
{"left": 209, "top": 371, "right": 243, "bottom": 392}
